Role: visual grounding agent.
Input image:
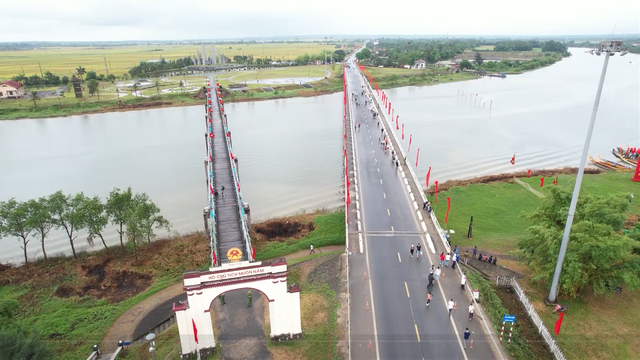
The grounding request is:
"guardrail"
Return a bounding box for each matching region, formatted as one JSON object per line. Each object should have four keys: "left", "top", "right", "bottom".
{"left": 358, "top": 71, "right": 451, "bottom": 252}
{"left": 496, "top": 276, "right": 567, "bottom": 360}
{"left": 205, "top": 84, "right": 219, "bottom": 266}
{"left": 213, "top": 84, "right": 253, "bottom": 261}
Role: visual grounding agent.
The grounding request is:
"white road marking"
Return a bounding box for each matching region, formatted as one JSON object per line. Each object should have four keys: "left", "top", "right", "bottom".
{"left": 387, "top": 208, "right": 390, "bottom": 216}
{"left": 405, "top": 282, "right": 410, "bottom": 298}
{"left": 383, "top": 192, "right": 386, "bottom": 199}
{"left": 397, "top": 252, "right": 401, "bottom": 262}
{"left": 380, "top": 179, "right": 383, "bottom": 184}
{"left": 377, "top": 168, "right": 380, "bottom": 172}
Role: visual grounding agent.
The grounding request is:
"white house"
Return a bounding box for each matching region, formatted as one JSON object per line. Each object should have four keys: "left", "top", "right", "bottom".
{"left": 414, "top": 59, "right": 426, "bottom": 69}
{"left": 0, "top": 80, "right": 24, "bottom": 99}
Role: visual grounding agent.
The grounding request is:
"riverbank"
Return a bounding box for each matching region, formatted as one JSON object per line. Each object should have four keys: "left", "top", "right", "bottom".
{"left": 428, "top": 170, "right": 640, "bottom": 359}
{"left": 0, "top": 210, "right": 345, "bottom": 359}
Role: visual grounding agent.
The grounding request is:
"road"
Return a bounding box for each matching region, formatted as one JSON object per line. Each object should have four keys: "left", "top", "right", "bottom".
{"left": 345, "top": 59, "right": 499, "bottom": 360}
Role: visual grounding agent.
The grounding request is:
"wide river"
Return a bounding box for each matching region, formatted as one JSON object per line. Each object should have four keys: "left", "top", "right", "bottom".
{"left": 1, "top": 48, "right": 638, "bottom": 263}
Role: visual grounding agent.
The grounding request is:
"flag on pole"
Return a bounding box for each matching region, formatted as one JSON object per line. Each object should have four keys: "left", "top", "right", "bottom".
{"left": 554, "top": 312, "right": 564, "bottom": 335}
{"left": 212, "top": 249, "right": 217, "bottom": 265}
{"left": 434, "top": 181, "right": 439, "bottom": 205}
{"left": 415, "top": 148, "right": 420, "bottom": 167}
{"left": 510, "top": 154, "right": 515, "bottom": 165}
{"left": 192, "top": 319, "right": 199, "bottom": 344}
{"left": 408, "top": 135, "right": 412, "bottom": 152}
{"left": 553, "top": 176, "right": 558, "bottom": 186}
{"left": 445, "top": 197, "right": 451, "bottom": 224}
{"left": 426, "top": 167, "right": 431, "bottom": 188}
{"left": 540, "top": 177, "right": 545, "bottom": 187}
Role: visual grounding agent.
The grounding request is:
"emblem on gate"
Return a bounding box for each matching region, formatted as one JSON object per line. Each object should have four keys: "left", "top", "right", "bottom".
{"left": 226, "top": 247, "right": 243, "bottom": 262}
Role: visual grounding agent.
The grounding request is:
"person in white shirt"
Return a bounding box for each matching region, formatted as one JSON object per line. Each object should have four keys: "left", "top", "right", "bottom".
{"left": 445, "top": 252, "right": 451, "bottom": 267}
{"left": 448, "top": 298, "right": 454, "bottom": 317}
{"left": 468, "top": 302, "right": 475, "bottom": 320}
{"left": 435, "top": 267, "right": 441, "bottom": 280}
{"left": 461, "top": 274, "right": 467, "bottom": 291}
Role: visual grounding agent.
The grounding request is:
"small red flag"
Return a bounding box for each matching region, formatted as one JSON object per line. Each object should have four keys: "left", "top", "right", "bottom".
{"left": 434, "top": 181, "right": 439, "bottom": 205}
{"left": 408, "top": 135, "right": 412, "bottom": 153}
{"left": 510, "top": 154, "right": 515, "bottom": 165}
{"left": 415, "top": 148, "right": 420, "bottom": 167}
{"left": 402, "top": 124, "right": 405, "bottom": 140}
{"left": 540, "top": 177, "right": 545, "bottom": 187}
{"left": 212, "top": 249, "right": 217, "bottom": 265}
{"left": 192, "top": 319, "right": 199, "bottom": 344}
{"left": 426, "top": 167, "right": 431, "bottom": 188}
{"left": 396, "top": 116, "right": 399, "bottom": 130}
{"left": 554, "top": 312, "right": 564, "bottom": 335}
{"left": 527, "top": 169, "right": 531, "bottom": 178}
{"left": 553, "top": 176, "right": 558, "bottom": 186}
{"left": 251, "top": 246, "right": 256, "bottom": 260}
{"left": 445, "top": 197, "right": 451, "bottom": 224}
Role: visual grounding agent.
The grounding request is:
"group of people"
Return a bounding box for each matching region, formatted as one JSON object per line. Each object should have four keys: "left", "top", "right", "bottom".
{"left": 422, "top": 200, "right": 432, "bottom": 214}
{"left": 472, "top": 246, "right": 498, "bottom": 265}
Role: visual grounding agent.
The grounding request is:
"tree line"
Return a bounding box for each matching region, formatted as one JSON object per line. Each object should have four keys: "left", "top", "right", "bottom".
{"left": 128, "top": 57, "right": 194, "bottom": 77}
{"left": 0, "top": 187, "right": 170, "bottom": 265}
{"left": 493, "top": 40, "right": 569, "bottom": 54}
{"left": 362, "top": 39, "right": 480, "bottom": 66}
{"left": 294, "top": 50, "right": 347, "bottom": 65}
{"left": 519, "top": 188, "right": 640, "bottom": 297}
{"left": 12, "top": 68, "right": 117, "bottom": 88}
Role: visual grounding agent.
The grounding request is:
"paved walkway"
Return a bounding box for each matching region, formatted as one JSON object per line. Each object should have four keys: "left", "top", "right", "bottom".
{"left": 100, "top": 245, "right": 345, "bottom": 354}
{"left": 513, "top": 177, "right": 545, "bottom": 198}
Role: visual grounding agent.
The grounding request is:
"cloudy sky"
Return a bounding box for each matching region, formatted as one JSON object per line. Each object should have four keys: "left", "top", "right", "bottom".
{"left": 1, "top": 0, "right": 638, "bottom": 42}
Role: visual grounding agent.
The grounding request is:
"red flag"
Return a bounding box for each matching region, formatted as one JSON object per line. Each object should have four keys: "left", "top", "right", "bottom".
{"left": 408, "top": 135, "right": 412, "bottom": 152}
{"left": 402, "top": 124, "right": 405, "bottom": 140}
{"left": 554, "top": 312, "right": 564, "bottom": 335}
{"left": 396, "top": 115, "right": 399, "bottom": 130}
{"left": 210, "top": 184, "right": 214, "bottom": 194}
{"left": 251, "top": 246, "right": 256, "bottom": 260}
{"left": 426, "top": 167, "right": 431, "bottom": 188}
{"left": 415, "top": 148, "right": 420, "bottom": 167}
{"left": 212, "top": 249, "right": 217, "bottom": 265}
{"left": 434, "top": 181, "right": 439, "bottom": 205}
{"left": 540, "top": 177, "right": 545, "bottom": 187}
{"left": 192, "top": 319, "right": 199, "bottom": 344}
{"left": 553, "top": 176, "right": 558, "bottom": 186}
{"left": 510, "top": 154, "right": 515, "bottom": 165}
{"left": 527, "top": 169, "right": 531, "bottom": 178}
{"left": 445, "top": 197, "right": 451, "bottom": 223}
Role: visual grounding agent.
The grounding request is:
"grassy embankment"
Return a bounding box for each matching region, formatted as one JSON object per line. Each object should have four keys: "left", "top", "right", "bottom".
{"left": 0, "top": 65, "right": 343, "bottom": 120}
{"left": 428, "top": 171, "right": 640, "bottom": 359}
{"left": 0, "top": 42, "right": 338, "bottom": 80}
{"left": 0, "top": 211, "right": 345, "bottom": 359}
{"left": 362, "top": 66, "right": 480, "bottom": 89}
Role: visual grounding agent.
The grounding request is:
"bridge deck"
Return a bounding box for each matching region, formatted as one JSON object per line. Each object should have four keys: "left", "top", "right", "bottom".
{"left": 209, "top": 93, "right": 247, "bottom": 262}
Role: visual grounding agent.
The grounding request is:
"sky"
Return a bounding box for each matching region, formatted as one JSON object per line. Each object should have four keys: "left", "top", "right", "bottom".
{"left": 1, "top": 0, "right": 639, "bottom": 42}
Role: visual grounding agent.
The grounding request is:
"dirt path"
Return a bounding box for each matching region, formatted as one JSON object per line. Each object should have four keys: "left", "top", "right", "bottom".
{"left": 513, "top": 177, "right": 545, "bottom": 198}
{"left": 100, "top": 245, "right": 345, "bottom": 354}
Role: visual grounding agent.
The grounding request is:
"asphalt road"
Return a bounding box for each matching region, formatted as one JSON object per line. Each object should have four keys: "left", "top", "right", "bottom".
{"left": 346, "top": 60, "right": 499, "bottom": 360}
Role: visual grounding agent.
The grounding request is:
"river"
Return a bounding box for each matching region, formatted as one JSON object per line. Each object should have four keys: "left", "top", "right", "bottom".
{"left": 0, "top": 48, "right": 638, "bottom": 264}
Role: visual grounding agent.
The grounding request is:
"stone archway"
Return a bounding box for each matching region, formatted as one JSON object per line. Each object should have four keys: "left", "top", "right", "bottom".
{"left": 173, "top": 258, "right": 302, "bottom": 358}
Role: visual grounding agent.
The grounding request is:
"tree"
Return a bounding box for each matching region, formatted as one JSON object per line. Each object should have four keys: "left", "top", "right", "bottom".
{"left": 84, "top": 196, "right": 109, "bottom": 253}
{"left": 106, "top": 74, "right": 116, "bottom": 82}
{"left": 49, "top": 191, "right": 88, "bottom": 259}
{"left": 388, "top": 74, "right": 399, "bottom": 86}
{"left": 0, "top": 199, "right": 36, "bottom": 264}
{"left": 474, "top": 52, "right": 484, "bottom": 66}
{"left": 106, "top": 187, "right": 133, "bottom": 251}
{"left": 30, "top": 91, "right": 39, "bottom": 107}
{"left": 61, "top": 75, "right": 70, "bottom": 84}
{"left": 130, "top": 193, "right": 171, "bottom": 244}
{"left": 26, "top": 197, "right": 55, "bottom": 262}
{"left": 75, "top": 66, "right": 86, "bottom": 80}
{"left": 459, "top": 59, "right": 473, "bottom": 70}
{"left": 43, "top": 71, "right": 60, "bottom": 85}
{"left": 356, "top": 48, "right": 371, "bottom": 61}
{"left": 519, "top": 187, "right": 640, "bottom": 297}
{"left": 87, "top": 79, "right": 99, "bottom": 97}
{"left": 132, "top": 83, "right": 138, "bottom": 97}
{"left": 85, "top": 71, "right": 97, "bottom": 80}
{"left": 154, "top": 79, "right": 161, "bottom": 95}
{"left": 178, "top": 80, "right": 184, "bottom": 93}
{"left": 542, "top": 40, "right": 569, "bottom": 54}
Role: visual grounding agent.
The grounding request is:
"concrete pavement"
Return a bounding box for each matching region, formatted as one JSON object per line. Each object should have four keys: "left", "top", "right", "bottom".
{"left": 346, "top": 59, "right": 501, "bottom": 360}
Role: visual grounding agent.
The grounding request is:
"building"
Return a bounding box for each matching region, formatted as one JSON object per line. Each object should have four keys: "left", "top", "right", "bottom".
{"left": 0, "top": 80, "right": 24, "bottom": 99}
{"left": 414, "top": 59, "right": 426, "bottom": 69}
{"left": 435, "top": 60, "right": 455, "bottom": 68}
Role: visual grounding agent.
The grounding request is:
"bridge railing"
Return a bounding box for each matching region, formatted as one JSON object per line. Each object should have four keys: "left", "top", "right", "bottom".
{"left": 358, "top": 68, "right": 452, "bottom": 253}
{"left": 205, "top": 84, "right": 219, "bottom": 267}
{"left": 212, "top": 83, "right": 254, "bottom": 261}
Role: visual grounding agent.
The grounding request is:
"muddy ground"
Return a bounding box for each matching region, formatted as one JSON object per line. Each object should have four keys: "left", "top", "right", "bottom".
{"left": 427, "top": 167, "right": 601, "bottom": 194}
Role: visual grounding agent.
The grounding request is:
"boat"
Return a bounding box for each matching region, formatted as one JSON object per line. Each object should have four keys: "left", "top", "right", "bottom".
{"left": 487, "top": 72, "right": 507, "bottom": 78}
{"left": 589, "top": 156, "right": 633, "bottom": 172}
{"left": 612, "top": 148, "right": 637, "bottom": 166}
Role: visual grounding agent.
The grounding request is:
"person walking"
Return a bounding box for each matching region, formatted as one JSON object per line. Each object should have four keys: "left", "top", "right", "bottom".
{"left": 428, "top": 272, "right": 435, "bottom": 287}
{"left": 445, "top": 252, "right": 451, "bottom": 267}
{"left": 448, "top": 298, "right": 455, "bottom": 317}
{"left": 461, "top": 273, "right": 466, "bottom": 291}
{"left": 247, "top": 291, "right": 252, "bottom": 308}
{"left": 429, "top": 265, "right": 434, "bottom": 275}
{"left": 452, "top": 254, "right": 457, "bottom": 269}
{"left": 426, "top": 292, "right": 432, "bottom": 307}
{"left": 220, "top": 292, "right": 225, "bottom": 305}
{"left": 416, "top": 243, "right": 422, "bottom": 258}
{"left": 468, "top": 302, "right": 475, "bottom": 321}
{"left": 463, "top": 328, "right": 471, "bottom": 349}
{"left": 439, "top": 252, "right": 445, "bottom": 267}
{"left": 310, "top": 244, "right": 315, "bottom": 254}
{"left": 410, "top": 244, "right": 415, "bottom": 257}
{"left": 472, "top": 246, "right": 477, "bottom": 259}
{"left": 221, "top": 185, "right": 225, "bottom": 196}
{"left": 435, "top": 267, "right": 441, "bottom": 280}
{"left": 464, "top": 250, "right": 470, "bottom": 265}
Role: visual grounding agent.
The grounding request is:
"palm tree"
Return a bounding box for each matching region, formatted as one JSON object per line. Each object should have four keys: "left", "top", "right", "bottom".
{"left": 30, "top": 91, "right": 39, "bottom": 106}
{"left": 132, "top": 83, "right": 138, "bottom": 97}
{"left": 154, "top": 79, "right": 161, "bottom": 95}
{"left": 75, "top": 66, "right": 86, "bottom": 80}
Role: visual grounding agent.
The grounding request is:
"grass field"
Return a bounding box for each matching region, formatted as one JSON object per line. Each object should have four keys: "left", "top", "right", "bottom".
{"left": 363, "top": 66, "right": 479, "bottom": 89}
{"left": 428, "top": 171, "right": 640, "bottom": 359}
{"left": 0, "top": 42, "right": 342, "bottom": 80}
{"left": 226, "top": 65, "right": 330, "bottom": 83}
{"left": 430, "top": 171, "right": 639, "bottom": 254}
{"left": 473, "top": 45, "right": 496, "bottom": 51}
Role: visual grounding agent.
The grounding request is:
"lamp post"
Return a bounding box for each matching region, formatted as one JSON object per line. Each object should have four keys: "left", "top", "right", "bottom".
{"left": 548, "top": 40, "right": 627, "bottom": 302}
{"left": 146, "top": 333, "right": 157, "bottom": 360}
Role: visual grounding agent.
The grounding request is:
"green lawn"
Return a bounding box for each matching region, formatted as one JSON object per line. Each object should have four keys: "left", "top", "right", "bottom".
{"left": 254, "top": 211, "right": 345, "bottom": 261}
{"left": 363, "top": 66, "right": 479, "bottom": 90}
{"left": 428, "top": 172, "right": 639, "bottom": 254}
{"left": 473, "top": 45, "right": 496, "bottom": 51}
{"left": 226, "top": 65, "right": 329, "bottom": 83}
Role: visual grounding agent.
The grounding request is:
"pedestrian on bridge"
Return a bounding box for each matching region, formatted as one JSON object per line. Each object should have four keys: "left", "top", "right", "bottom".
{"left": 445, "top": 253, "right": 451, "bottom": 267}
{"left": 435, "top": 267, "right": 441, "bottom": 280}
{"left": 463, "top": 328, "right": 471, "bottom": 349}
{"left": 410, "top": 244, "right": 415, "bottom": 257}
{"left": 439, "top": 252, "right": 445, "bottom": 267}
{"left": 221, "top": 185, "right": 225, "bottom": 196}
{"left": 448, "top": 298, "right": 455, "bottom": 317}
{"left": 428, "top": 273, "right": 434, "bottom": 287}
{"left": 468, "top": 302, "right": 475, "bottom": 320}
{"left": 464, "top": 251, "right": 470, "bottom": 265}
{"left": 247, "top": 291, "right": 252, "bottom": 307}
{"left": 461, "top": 273, "right": 466, "bottom": 290}
{"left": 426, "top": 292, "right": 432, "bottom": 307}
{"left": 472, "top": 246, "right": 477, "bottom": 259}
{"left": 310, "top": 244, "right": 315, "bottom": 254}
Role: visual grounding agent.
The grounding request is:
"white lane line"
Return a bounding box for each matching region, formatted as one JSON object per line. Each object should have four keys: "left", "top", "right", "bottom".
{"left": 380, "top": 179, "right": 383, "bottom": 184}
{"left": 391, "top": 225, "right": 394, "bottom": 231}
{"left": 397, "top": 252, "right": 401, "bottom": 262}
{"left": 383, "top": 192, "right": 386, "bottom": 199}
{"left": 426, "top": 233, "right": 436, "bottom": 254}
{"left": 405, "top": 282, "right": 410, "bottom": 298}
{"left": 375, "top": 158, "right": 378, "bottom": 162}
{"left": 377, "top": 168, "right": 380, "bottom": 172}
{"left": 387, "top": 208, "right": 390, "bottom": 216}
